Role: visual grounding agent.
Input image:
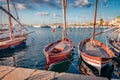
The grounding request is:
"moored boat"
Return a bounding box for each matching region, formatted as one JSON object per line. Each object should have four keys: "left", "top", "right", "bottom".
{"left": 108, "top": 28, "right": 120, "bottom": 56}
{"left": 43, "top": 0, "right": 74, "bottom": 65}
{"left": 78, "top": 0, "right": 114, "bottom": 75}
{"left": 0, "top": 0, "right": 28, "bottom": 50}
{"left": 0, "top": 26, "right": 28, "bottom": 41}
{"left": 0, "top": 36, "right": 27, "bottom": 50}
{"left": 78, "top": 38, "right": 114, "bottom": 67}
{"left": 44, "top": 38, "right": 74, "bottom": 65}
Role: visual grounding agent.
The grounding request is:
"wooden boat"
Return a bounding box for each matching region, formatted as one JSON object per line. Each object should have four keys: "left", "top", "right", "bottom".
{"left": 44, "top": 38, "right": 74, "bottom": 65}
{"left": 0, "top": 36, "right": 27, "bottom": 49}
{"left": 0, "top": 33, "right": 28, "bottom": 42}
{"left": 108, "top": 29, "right": 120, "bottom": 56}
{"left": 78, "top": 0, "right": 114, "bottom": 73}
{"left": 78, "top": 38, "right": 114, "bottom": 67}
{"left": 0, "top": 26, "right": 28, "bottom": 41}
{"left": 0, "top": 0, "right": 28, "bottom": 50}
{"left": 43, "top": 0, "right": 74, "bottom": 65}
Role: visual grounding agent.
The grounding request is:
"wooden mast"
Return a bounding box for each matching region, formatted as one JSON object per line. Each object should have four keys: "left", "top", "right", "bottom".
{"left": 91, "top": 0, "right": 98, "bottom": 42}
{"left": 6, "top": 0, "right": 13, "bottom": 40}
{"left": 62, "top": 0, "right": 66, "bottom": 43}
{"left": 0, "top": 6, "right": 28, "bottom": 31}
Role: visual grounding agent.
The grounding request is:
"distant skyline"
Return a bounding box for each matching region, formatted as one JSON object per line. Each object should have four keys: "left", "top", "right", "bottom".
{"left": 0, "top": 0, "right": 120, "bottom": 24}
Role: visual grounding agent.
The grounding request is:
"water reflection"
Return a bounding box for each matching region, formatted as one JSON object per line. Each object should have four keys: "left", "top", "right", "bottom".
{"left": 45, "top": 53, "right": 74, "bottom": 73}
{"left": 79, "top": 57, "right": 115, "bottom": 79}
{"left": 0, "top": 27, "right": 119, "bottom": 79}
{"left": 112, "top": 57, "right": 120, "bottom": 78}
{"left": 0, "top": 42, "right": 27, "bottom": 66}
{"left": 0, "top": 42, "right": 27, "bottom": 58}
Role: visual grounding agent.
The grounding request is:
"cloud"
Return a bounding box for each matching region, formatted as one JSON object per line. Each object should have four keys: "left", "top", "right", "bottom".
{"left": 35, "top": 12, "right": 60, "bottom": 18}
{"left": 69, "top": 0, "right": 92, "bottom": 8}
{"left": 35, "top": 12, "right": 49, "bottom": 16}
{"left": 44, "top": 0, "right": 50, "bottom": 2}
{"left": 16, "top": 3, "right": 26, "bottom": 10}
{"left": 51, "top": 13, "right": 60, "bottom": 17}
{"left": 56, "top": 0, "right": 61, "bottom": 4}
{"left": 101, "top": 0, "right": 107, "bottom": 6}
{"left": 0, "top": 0, "right": 92, "bottom": 10}
{"left": 13, "top": 0, "right": 59, "bottom": 10}
{"left": 1, "top": 3, "right": 26, "bottom": 10}
{"left": 2, "top": 4, "right": 14, "bottom": 10}
{"left": 0, "top": 0, "right": 4, "bottom": 2}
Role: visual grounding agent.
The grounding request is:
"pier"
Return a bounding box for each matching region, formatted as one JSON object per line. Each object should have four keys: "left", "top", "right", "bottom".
{"left": 0, "top": 65, "right": 113, "bottom": 80}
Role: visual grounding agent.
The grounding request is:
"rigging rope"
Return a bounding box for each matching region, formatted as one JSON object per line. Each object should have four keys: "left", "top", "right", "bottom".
{"left": 0, "top": 6, "right": 28, "bottom": 31}
{"left": 0, "top": 3, "right": 2, "bottom": 28}
{"left": 64, "top": 54, "right": 81, "bottom": 73}
{"left": 105, "top": 32, "right": 108, "bottom": 47}
{"left": 0, "top": 2, "right": 5, "bottom": 28}
{"left": 55, "top": 29, "right": 61, "bottom": 40}
{"left": 100, "top": 0, "right": 103, "bottom": 19}
{"left": 11, "top": 0, "right": 20, "bottom": 21}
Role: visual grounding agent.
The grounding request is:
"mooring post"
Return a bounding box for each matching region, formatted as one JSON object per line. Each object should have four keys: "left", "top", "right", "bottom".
{"left": 13, "top": 55, "right": 17, "bottom": 67}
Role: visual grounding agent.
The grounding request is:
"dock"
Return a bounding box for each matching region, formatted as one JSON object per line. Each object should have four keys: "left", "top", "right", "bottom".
{"left": 0, "top": 65, "right": 111, "bottom": 80}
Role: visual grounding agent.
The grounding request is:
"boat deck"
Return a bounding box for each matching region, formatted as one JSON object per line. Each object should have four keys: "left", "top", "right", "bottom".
{"left": 83, "top": 41, "right": 109, "bottom": 58}
{"left": 0, "top": 37, "right": 26, "bottom": 44}
{"left": 47, "top": 41, "right": 71, "bottom": 53}
{"left": 0, "top": 30, "right": 23, "bottom": 39}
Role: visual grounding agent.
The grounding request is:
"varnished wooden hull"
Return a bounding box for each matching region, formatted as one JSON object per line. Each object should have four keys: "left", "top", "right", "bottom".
{"left": 44, "top": 53, "right": 74, "bottom": 70}
{"left": 0, "top": 36, "right": 27, "bottom": 50}
{"left": 0, "top": 34, "right": 28, "bottom": 42}
{"left": 78, "top": 38, "right": 114, "bottom": 68}
{"left": 43, "top": 38, "right": 74, "bottom": 65}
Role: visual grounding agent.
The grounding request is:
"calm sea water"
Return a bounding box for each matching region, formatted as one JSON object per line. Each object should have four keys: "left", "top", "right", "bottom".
{"left": 0, "top": 27, "right": 119, "bottom": 79}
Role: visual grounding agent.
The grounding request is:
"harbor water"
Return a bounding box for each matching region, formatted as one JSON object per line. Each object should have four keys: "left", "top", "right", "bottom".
{"left": 0, "top": 27, "right": 119, "bottom": 79}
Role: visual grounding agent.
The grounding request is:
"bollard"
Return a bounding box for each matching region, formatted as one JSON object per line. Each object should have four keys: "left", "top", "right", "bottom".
{"left": 13, "top": 56, "right": 17, "bottom": 67}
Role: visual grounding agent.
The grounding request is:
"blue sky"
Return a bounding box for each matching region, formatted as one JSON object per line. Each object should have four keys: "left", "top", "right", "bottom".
{"left": 0, "top": 0, "right": 120, "bottom": 24}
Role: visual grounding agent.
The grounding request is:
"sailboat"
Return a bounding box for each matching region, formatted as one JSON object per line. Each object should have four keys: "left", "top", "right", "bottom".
{"left": 0, "top": 26, "right": 28, "bottom": 42}
{"left": 0, "top": 0, "right": 27, "bottom": 50}
{"left": 108, "top": 28, "right": 120, "bottom": 56}
{"left": 43, "top": 0, "right": 74, "bottom": 65}
{"left": 78, "top": 0, "right": 114, "bottom": 75}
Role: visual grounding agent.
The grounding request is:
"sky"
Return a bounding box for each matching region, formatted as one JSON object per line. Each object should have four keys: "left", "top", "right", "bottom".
{"left": 0, "top": 0, "right": 120, "bottom": 25}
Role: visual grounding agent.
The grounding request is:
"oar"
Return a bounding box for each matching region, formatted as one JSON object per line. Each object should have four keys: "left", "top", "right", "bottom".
{"left": 0, "top": 6, "right": 28, "bottom": 31}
